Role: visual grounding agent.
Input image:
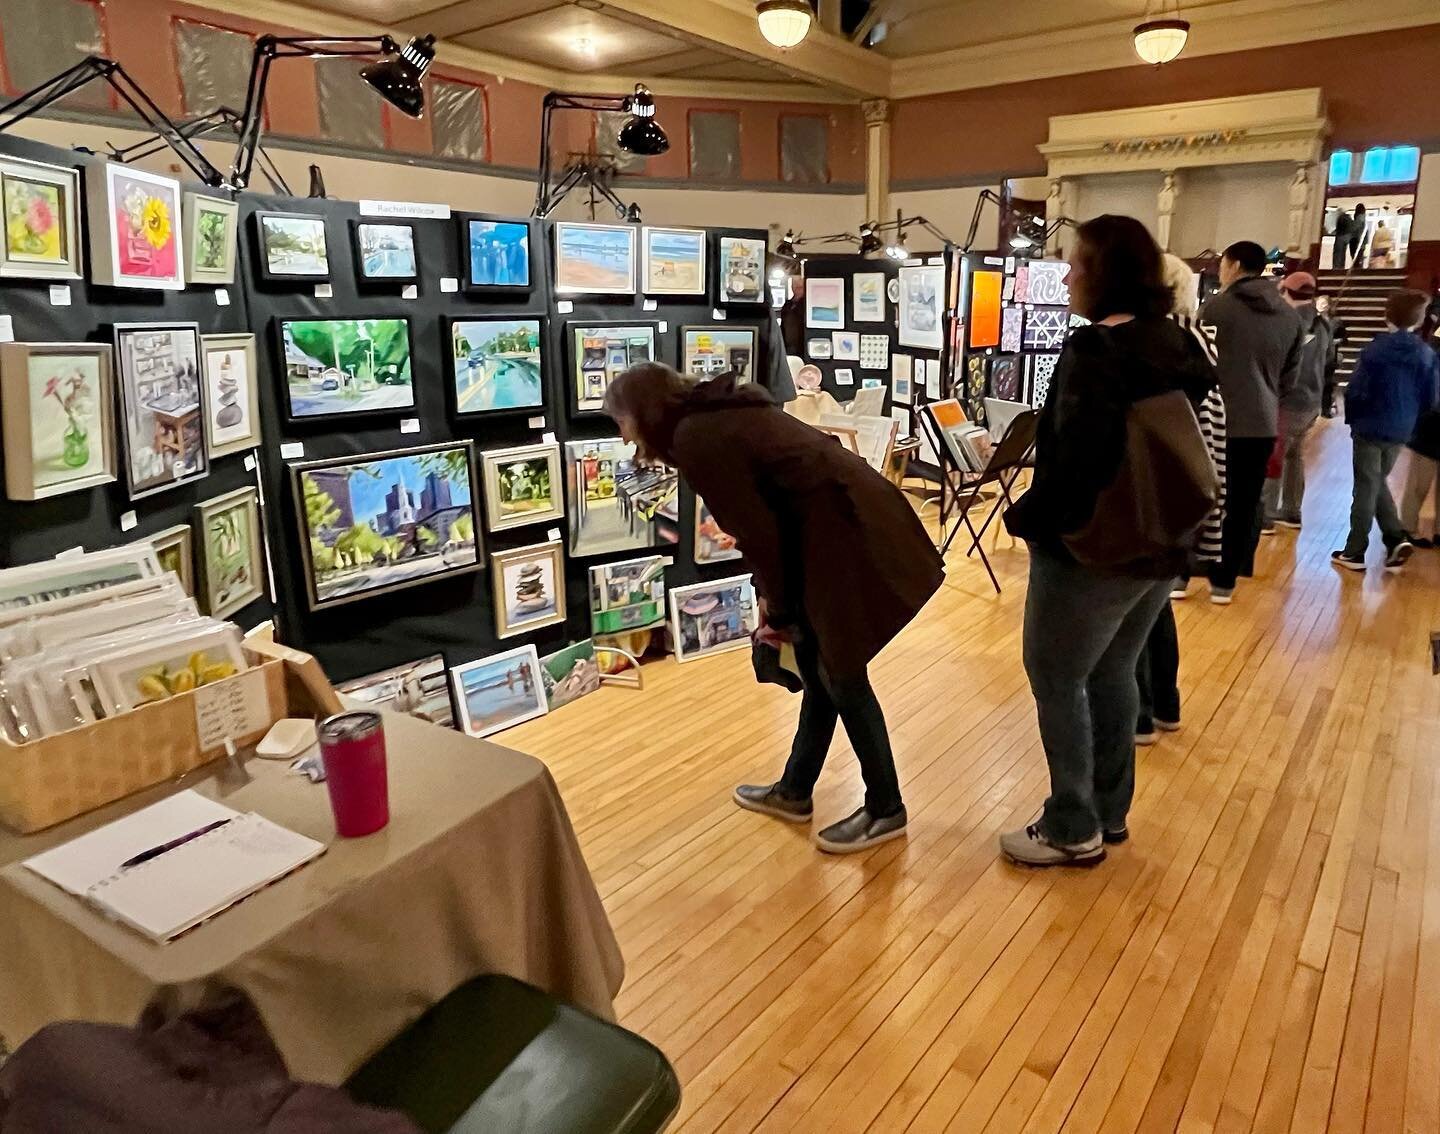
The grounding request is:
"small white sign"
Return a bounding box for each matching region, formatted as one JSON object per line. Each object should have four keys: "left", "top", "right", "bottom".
{"left": 0, "top": 315, "right": 13, "bottom": 343}
{"left": 528, "top": 415, "right": 546, "bottom": 429}
{"left": 440, "top": 277, "right": 460, "bottom": 294}
{"left": 49, "top": 284, "right": 71, "bottom": 306}
{"left": 280, "top": 441, "right": 305, "bottom": 460}
{"left": 556, "top": 300, "right": 574, "bottom": 314}
{"left": 712, "top": 309, "right": 728, "bottom": 320}
{"left": 835, "top": 368, "right": 854, "bottom": 386}
{"left": 983, "top": 255, "right": 1005, "bottom": 266}
{"left": 119, "top": 511, "right": 138, "bottom": 532}
{"left": 55, "top": 546, "right": 85, "bottom": 559}
{"left": 401, "top": 283, "right": 419, "bottom": 300}
{"left": 314, "top": 283, "right": 333, "bottom": 299}
{"left": 642, "top": 298, "right": 658, "bottom": 312}
{"left": 400, "top": 417, "right": 421, "bottom": 434}
{"left": 542, "top": 431, "right": 557, "bottom": 444}
{"left": 194, "top": 668, "right": 272, "bottom": 752}
{"left": 243, "top": 454, "right": 257, "bottom": 472}
{"left": 215, "top": 288, "right": 231, "bottom": 307}
{"left": 359, "top": 199, "right": 452, "bottom": 220}
{"left": 659, "top": 320, "right": 668, "bottom": 333}
{"left": 546, "top": 528, "right": 561, "bottom": 543}
{"left": 927, "top": 256, "right": 945, "bottom": 266}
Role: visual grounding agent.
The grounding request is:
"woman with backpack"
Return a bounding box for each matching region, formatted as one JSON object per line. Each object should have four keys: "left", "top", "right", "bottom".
{"left": 1001, "top": 216, "right": 1217, "bottom": 867}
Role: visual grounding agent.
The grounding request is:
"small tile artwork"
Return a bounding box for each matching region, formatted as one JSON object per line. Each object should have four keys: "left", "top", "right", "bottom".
{"left": 1026, "top": 352, "right": 1060, "bottom": 407}
{"left": 966, "top": 356, "right": 987, "bottom": 423}
{"left": 1024, "top": 260, "right": 1072, "bottom": 306}
{"left": 1002, "top": 276, "right": 1015, "bottom": 302}
{"left": 859, "top": 334, "right": 890, "bottom": 371}
{"left": 989, "top": 354, "right": 1022, "bottom": 402}
{"left": 1000, "top": 306, "right": 1023, "bottom": 353}
{"left": 1013, "top": 264, "right": 1029, "bottom": 305}
{"left": 1023, "top": 307, "right": 1070, "bottom": 351}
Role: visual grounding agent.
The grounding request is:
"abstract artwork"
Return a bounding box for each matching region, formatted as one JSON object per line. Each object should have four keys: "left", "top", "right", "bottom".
{"left": 182, "top": 193, "right": 238, "bottom": 286}
{"left": 0, "top": 156, "right": 82, "bottom": 280}
{"left": 832, "top": 330, "right": 861, "bottom": 360}
{"left": 200, "top": 333, "right": 260, "bottom": 459}
{"left": 87, "top": 163, "right": 184, "bottom": 290}
{"left": 554, "top": 221, "right": 635, "bottom": 294}
{"left": 859, "top": 334, "right": 889, "bottom": 371}
{"left": 1023, "top": 259, "right": 1072, "bottom": 306}
{"left": 449, "top": 317, "right": 543, "bottom": 416}
{"left": 279, "top": 318, "right": 414, "bottom": 421}
{"left": 670, "top": 574, "right": 757, "bottom": 663}
{"left": 254, "top": 212, "right": 329, "bottom": 281}
{"left": 0, "top": 343, "right": 114, "bottom": 501}
{"left": 853, "top": 272, "right": 886, "bottom": 322}
{"left": 805, "top": 278, "right": 845, "bottom": 329}
{"left": 642, "top": 226, "right": 705, "bottom": 294}
{"left": 1013, "top": 264, "right": 1029, "bottom": 305}
{"left": 968, "top": 270, "right": 1002, "bottom": 349}
{"left": 989, "top": 354, "right": 1022, "bottom": 402}
{"left": 565, "top": 438, "right": 678, "bottom": 557}
{"left": 491, "top": 540, "right": 566, "bottom": 638}
{"left": 335, "top": 655, "right": 454, "bottom": 729}
{"left": 451, "top": 645, "right": 547, "bottom": 738}
{"left": 1027, "top": 352, "right": 1060, "bottom": 407}
{"left": 195, "top": 486, "right": 265, "bottom": 619}
{"left": 966, "top": 357, "right": 987, "bottom": 421}
{"left": 1000, "top": 306, "right": 1023, "bottom": 353}
{"left": 695, "top": 496, "right": 742, "bottom": 564}
{"left": 682, "top": 327, "right": 757, "bottom": 382}
{"left": 897, "top": 264, "right": 945, "bottom": 351}
{"left": 718, "top": 235, "right": 765, "bottom": 303}
{"left": 589, "top": 555, "right": 667, "bottom": 636}
{"left": 113, "top": 323, "right": 207, "bottom": 499}
{"left": 463, "top": 215, "right": 531, "bottom": 290}
{"left": 1023, "top": 307, "right": 1071, "bottom": 351}
{"left": 540, "top": 639, "right": 601, "bottom": 711}
{"left": 480, "top": 441, "right": 563, "bottom": 532}
{"left": 569, "top": 323, "right": 656, "bottom": 414}
{"left": 292, "top": 441, "right": 481, "bottom": 611}
{"left": 353, "top": 221, "right": 418, "bottom": 282}
{"left": 891, "top": 353, "right": 912, "bottom": 404}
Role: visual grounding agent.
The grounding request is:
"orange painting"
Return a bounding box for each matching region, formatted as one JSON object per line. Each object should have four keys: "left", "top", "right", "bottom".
{"left": 969, "top": 270, "right": 1003, "bottom": 349}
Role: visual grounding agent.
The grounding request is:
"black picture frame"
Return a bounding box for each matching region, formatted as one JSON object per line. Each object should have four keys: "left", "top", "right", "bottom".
{"left": 273, "top": 315, "right": 417, "bottom": 425}
{"left": 350, "top": 219, "right": 420, "bottom": 285}
{"left": 564, "top": 320, "right": 661, "bottom": 419}
{"left": 455, "top": 211, "right": 535, "bottom": 296}
{"left": 444, "top": 313, "right": 548, "bottom": 420}
{"left": 678, "top": 324, "right": 760, "bottom": 383}
{"left": 110, "top": 320, "right": 210, "bottom": 501}
{"left": 252, "top": 211, "right": 332, "bottom": 284}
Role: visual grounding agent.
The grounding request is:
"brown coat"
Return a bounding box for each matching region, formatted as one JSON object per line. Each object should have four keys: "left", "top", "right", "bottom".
{"left": 666, "top": 379, "right": 944, "bottom": 679}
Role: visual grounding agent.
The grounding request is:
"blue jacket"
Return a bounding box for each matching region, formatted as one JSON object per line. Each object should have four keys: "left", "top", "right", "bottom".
{"left": 1346, "top": 330, "right": 1440, "bottom": 444}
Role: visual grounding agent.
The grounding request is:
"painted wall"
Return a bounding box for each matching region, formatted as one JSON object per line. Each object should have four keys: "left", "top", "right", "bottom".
{"left": 888, "top": 186, "right": 1000, "bottom": 252}
{"left": 1166, "top": 165, "right": 1292, "bottom": 257}
{"left": 1414, "top": 154, "right": 1440, "bottom": 241}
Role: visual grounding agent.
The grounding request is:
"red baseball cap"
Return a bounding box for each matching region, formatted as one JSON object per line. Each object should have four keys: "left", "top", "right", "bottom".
{"left": 1280, "top": 271, "right": 1317, "bottom": 298}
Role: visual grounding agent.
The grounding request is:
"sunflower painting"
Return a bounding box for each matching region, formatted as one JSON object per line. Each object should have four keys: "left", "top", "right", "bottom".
{"left": 87, "top": 163, "right": 184, "bottom": 289}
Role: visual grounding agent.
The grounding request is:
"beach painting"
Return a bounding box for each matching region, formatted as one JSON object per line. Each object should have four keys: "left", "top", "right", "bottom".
{"left": 540, "top": 639, "right": 601, "bottom": 711}
{"left": 280, "top": 317, "right": 414, "bottom": 420}
{"left": 642, "top": 226, "right": 706, "bottom": 294}
{"left": 805, "top": 278, "right": 845, "bottom": 329}
{"left": 451, "top": 645, "right": 548, "bottom": 737}
{"left": 450, "top": 317, "right": 543, "bottom": 416}
{"left": 554, "top": 221, "right": 635, "bottom": 294}
{"left": 465, "top": 217, "right": 531, "bottom": 289}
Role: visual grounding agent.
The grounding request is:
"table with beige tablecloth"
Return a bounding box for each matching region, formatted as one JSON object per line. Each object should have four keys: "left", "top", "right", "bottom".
{"left": 0, "top": 710, "right": 623, "bottom": 1084}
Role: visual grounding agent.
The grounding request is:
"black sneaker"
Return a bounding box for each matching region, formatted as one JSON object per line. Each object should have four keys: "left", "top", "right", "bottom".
{"left": 814, "top": 806, "right": 907, "bottom": 854}
{"left": 1102, "top": 825, "right": 1129, "bottom": 845}
{"left": 1385, "top": 541, "right": 1415, "bottom": 571}
{"left": 1331, "top": 551, "right": 1366, "bottom": 571}
{"left": 1413, "top": 536, "right": 1435, "bottom": 549}
{"left": 733, "top": 783, "right": 813, "bottom": 823}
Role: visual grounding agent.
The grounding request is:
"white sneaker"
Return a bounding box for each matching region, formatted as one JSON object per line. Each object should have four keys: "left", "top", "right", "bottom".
{"left": 999, "top": 823, "right": 1105, "bottom": 867}
{"left": 1210, "top": 586, "right": 1234, "bottom": 605}
{"left": 1170, "top": 578, "right": 1190, "bottom": 601}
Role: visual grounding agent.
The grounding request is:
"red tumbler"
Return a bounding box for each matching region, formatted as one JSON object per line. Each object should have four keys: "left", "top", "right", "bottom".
{"left": 317, "top": 711, "right": 390, "bottom": 837}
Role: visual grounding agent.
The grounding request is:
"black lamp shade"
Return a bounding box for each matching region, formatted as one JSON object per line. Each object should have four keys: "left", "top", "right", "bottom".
{"left": 617, "top": 115, "right": 669, "bottom": 156}
{"left": 361, "top": 34, "right": 435, "bottom": 119}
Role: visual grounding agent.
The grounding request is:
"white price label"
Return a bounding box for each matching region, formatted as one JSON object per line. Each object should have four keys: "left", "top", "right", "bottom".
{"left": 556, "top": 300, "right": 574, "bottom": 314}
{"left": 712, "top": 309, "right": 727, "bottom": 320}
{"left": 642, "top": 298, "right": 658, "bottom": 311}
{"left": 546, "top": 528, "right": 561, "bottom": 542}
{"left": 243, "top": 454, "right": 257, "bottom": 472}
{"left": 659, "top": 320, "right": 668, "bottom": 333}
{"left": 280, "top": 441, "right": 305, "bottom": 460}
{"left": 401, "top": 283, "right": 418, "bottom": 300}
{"left": 400, "top": 417, "right": 421, "bottom": 434}
{"left": 542, "top": 431, "right": 557, "bottom": 444}
{"left": 314, "top": 283, "right": 333, "bottom": 299}
{"left": 48, "top": 284, "right": 71, "bottom": 306}
{"left": 55, "top": 546, "right": 85, "bottom": 559}
{"left": 0, "top": 315, "right": 13, "bottom": 343}
{"left": 528, "top": 415, "right": 546, "bottom": 429}
{"left": 119, "top": 511, "right": 138, "bottom": 532}
{"left": 214, "top": 288, "right": 231, "bottom": 306}
{"left": 440, "top": 277, "right": 459, "bottom": 293}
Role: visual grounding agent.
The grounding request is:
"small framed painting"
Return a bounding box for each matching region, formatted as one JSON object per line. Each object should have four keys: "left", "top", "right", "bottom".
{"left": 195, "top": 486, "right": 266, "bottom": 619}
{"left": 200, "top": 333, "right": 260, "bottom": 459}
{"left": 641, "top": 226, "right": 706, "bottom": 295}
{"left": 805, "top": 278, "right": 845, "bottom": 329}
{"left": 448, "top": 316, "right": 544, "bottom": 417}
{"left": 669, "top": 574, "right": 758, "bottom": 663}
{"left": 807, "top": 338, "right": 832, "bottom": 360}
{"left": 182, "top": 192, "right": 239, "bottom": 286}
{"left": 451, "top": 645, "right": 548, "bottom": 738}
{"left": 832, "top": 330, "right": 860, "bottom": 360}
{"left": 491, "top": 539, "right": 566, "bottom": 638}
{"left": 853, "top": 272, "right": 886, "bottom": 322}
{"left": 335, "top": 654, "right": 455, "bottom": 729}
{"left": 717, "top": 235, "right": 765, "bottom": 304}
{"left": 898, "top": 264, "right": 946, "bottom": 351}
{"left": 351, "top": 220, "right": 418, "bottom": 283}
{"left": 113, "top": 322, "right": 208, "bottom": 500}
{"left": 589, "top": 554, "right": 667, "bottom": 636}
{"left": 144, "top": 523, "right": 196, "bottom": 598}
{"left": 540, "top": 639, "right": 601, "bottom": 711}
{"left": 0, "top": 342, "right": 115, "bottom": 501}
{"left": 480, "top": 441, "right": 564, "bottom": 532}
{"left": 554, "top": 221, "right": 635, "bottom": 295}
{"left": 0, "top": 156, "right": 82, "bottom": 280}
{"left": 695, "top": 497, "right": 742, "bottom": 564}
{"left": 568, "top": 322, "right": 658, "bottom": 415}
{"left": 85, "top": 163, "right": 184, "bottom": 290}
{"left": 459, "top": 213, "right": 533, "bottom": 293}
{"left": 277, "top": 317, "right": 415, "bottom": 422}
{"left": 680, "top": 326, "right": 757, "bottom": 382}
{"left": 254, "top": 211, "right": 329, "bottom": 282}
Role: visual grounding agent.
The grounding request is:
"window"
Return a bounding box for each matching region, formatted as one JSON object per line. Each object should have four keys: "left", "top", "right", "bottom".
{"left": 780, "top": 115, "right": 829, "bottom": 184}
{"left": 174, "top": 19, "right": 253, "bottom": 117}
{"left": 689, "top": 110, "right": 740, "bottom": 180}
{"left": 1328, "top": 150, "right": 1353, "bottom": 187}
{"left": 0, "top": 0, "right": 106, "bottom": 107}
{"left": 429, "top": 78, "right": 487, "bottom": 162}
{"left": 595, "top": 110, "right": 646, "bottom": 174}
{"left": 315, "top": 57, "right": 385, "bottom": 150}
{"left": 1331, "top": 145, "right": 1422, "bottom": 187}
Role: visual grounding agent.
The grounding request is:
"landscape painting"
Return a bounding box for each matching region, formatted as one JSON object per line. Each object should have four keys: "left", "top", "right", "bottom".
{"left": 642, "top": 226, "right": 705, "bottom": 294}
{"left": 451, "top": 645, "right": 548, "bottom": 738}
{"left": 354, "top": 221, "right": 418, "bottom": 281}
{"left": 589, "top": 555, "right": 667, "bottom": 636}
{"left": 196, "top": 486, "right": 264, "bottom": 618}
{"left": 294, "top": 442, "right": 481, "bottom": 611}
{"left": 450, "top": 317, "right": 543, "bottom": 416}
{"left": 681, "top": 327, "right": 756, "bottom": 382}
{"left": 670, "top": 574, "right": 758, "bottom": 663}
{"left": 1, "top": 343, "right": 115, "bottom": 501}
{"left": 481, "top": 441, "right": 563, "bottom": 532}
{"left": 554, "top": 221, "right": 635, "bottom": 294}
{"left": 280, "top": 317, "right": 414, "bottom": 420}
{"left": 465, "top": 217, "right": 531, "bottom": 289}
{"left": 0, "top": 156, "right": 82, "bottom": 280}
{"left": 256, "top": 212, "right": 329, "bottom": 280}
{"left": 566, "top": 438, "right": 678, "bottom": 557}
{"left": 540, "top": 639, "right": 601, "bottom": 711}
{"left": 114, "top": 323, "right": 208, "bottom": 499}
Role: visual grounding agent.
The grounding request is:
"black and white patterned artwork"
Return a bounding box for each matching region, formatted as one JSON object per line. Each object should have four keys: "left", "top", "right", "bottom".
{"left": 1026, "top": 352, "right": 1060, "bottom": 407}
{"left": 990, "top": 354, "right": 1022, "bottom": 402}
{"left": 1023, "top": 307, "right": 1069, "bottom": 351}
{"left": 1024, "top": 260, "right": 1071, "bottom": 306}
{"left": 1001, "top": 306, "right": 1023, "bottom": 352}
{"left": 859, "top": 334, "right": 890, "bottom": 370}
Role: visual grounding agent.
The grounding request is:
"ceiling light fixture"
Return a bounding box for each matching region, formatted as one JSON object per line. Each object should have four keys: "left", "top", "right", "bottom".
{"left": 574, "top": 35, "right": 597, "bottom": 57}
{"left": 1132, "top": 17, "right": 1190, "bottom": 65}
{"left": 757, "top": 0, "right": 813, "bottom": 50}
{"left": 359, "top": 34, "right": 436, "bottom": 119}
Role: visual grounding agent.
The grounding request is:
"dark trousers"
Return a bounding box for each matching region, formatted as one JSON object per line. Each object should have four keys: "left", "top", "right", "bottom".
{"left": 1343, "top": 437, "right": 1406, "bottom": 556}
{"left": 779, "top": 635, "right": 903, "bottom": 818}
{"left": 1211, "top": 436, "right": 1275, "bottom": 589}
{"left": 1136, "top": 600, "right": 1180, "bottom": 730}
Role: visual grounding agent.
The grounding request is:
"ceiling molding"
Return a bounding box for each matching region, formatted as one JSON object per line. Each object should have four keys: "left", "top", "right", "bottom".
{"left": 889, "top": 0, "right": 1440, "bottom": 99}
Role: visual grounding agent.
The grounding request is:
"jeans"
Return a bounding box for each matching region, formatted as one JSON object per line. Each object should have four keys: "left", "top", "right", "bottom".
{"left": 1023, "top": 549, "right": 1173, "bottom": 845}
{"left": 1344, "top": 438, "right": 1406, "bottom": 556}
{"left": 1400, "top": 451, "right": 1439, "bottom": 536}
{"left": 1211, "top": 437, "right": 1275, "bottom": 589}
{"left": 780, "top": 633, "right": 903, "bottom": 818}
{"left": 1263, "top": 412, "right": 1317, "bottom": 524}
{"left": 1136, "top": 600, "right": 1181, "bottom": 730}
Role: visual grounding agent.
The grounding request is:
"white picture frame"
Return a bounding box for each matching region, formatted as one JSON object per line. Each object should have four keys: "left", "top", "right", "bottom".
{"left": 897, "top": 264, "right": 946, "bottom": 351}
{"left": 554, "top": 221, "right": 636, "bottom": 295}
{"left": 669, "top": 574, "right": 757, "bottom": 663}
{"left": 852, "top": 272, "right": 886, "bottom": 322}
{"left": 641, "top": 225, "right": 706, "bottom": 295}
{"left": 831, "top": 330, "right": 860, "bottom": 360}
{"left": 85, "top": 163, "right": 185, "bottom": 290}
{"left": 451, "top": 645, "right": 549, "bottom": 738}
{"left": 805, "top": 278, "right": 846, "bottom": 329}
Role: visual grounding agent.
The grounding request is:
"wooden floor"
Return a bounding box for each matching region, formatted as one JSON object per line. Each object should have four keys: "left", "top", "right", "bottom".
{"left": 507, "top": 418, "right": 1440, "bottom": 1134}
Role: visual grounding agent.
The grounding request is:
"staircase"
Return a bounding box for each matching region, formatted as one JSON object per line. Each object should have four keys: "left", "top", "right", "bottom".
{"left": 1316, "top": 268, "right": 1409, "bottom": 383}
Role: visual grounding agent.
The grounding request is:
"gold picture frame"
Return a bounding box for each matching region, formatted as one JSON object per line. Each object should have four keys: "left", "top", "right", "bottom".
{"left": 195, "top": 486, "right": 266, "bottom": 619}
{"left": 491, "top": 540, "right": 566, "bottom": 639}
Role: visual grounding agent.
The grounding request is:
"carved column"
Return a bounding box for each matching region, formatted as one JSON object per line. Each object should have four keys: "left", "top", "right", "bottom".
{"left": 1287, "top": 162, "right": 1316, "bottom": 255}
{"left": 1157, "top": 170, "right": 1179, "bottom": 252}
{"left": 861, "top": 98, "right": 891, "bottom": 225}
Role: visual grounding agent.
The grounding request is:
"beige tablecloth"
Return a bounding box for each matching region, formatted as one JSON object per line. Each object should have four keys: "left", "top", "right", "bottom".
{"left": 0, "top": 711, "right": 623, "bottom": 1083}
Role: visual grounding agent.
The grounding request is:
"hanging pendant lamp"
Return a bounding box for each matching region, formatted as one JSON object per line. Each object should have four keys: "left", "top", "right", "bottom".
{"left": 1132, "top": 17, "right": 1190, "bottom": 65}
{"left": 757, "top": 0, "right": 813, "bottom": 50}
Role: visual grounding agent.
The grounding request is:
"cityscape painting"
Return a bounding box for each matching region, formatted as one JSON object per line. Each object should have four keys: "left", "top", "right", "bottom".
{"left": 449, "top": 317, "right": 543, "bottom": 416}
{"left": 279, "top": 317, "right": 414, "bottom": 421}
{"left": 292, "top": 441, "right": 482, "bottom": 611}
{"left": 464, "top": 216, "right": 531, "bottom": 290}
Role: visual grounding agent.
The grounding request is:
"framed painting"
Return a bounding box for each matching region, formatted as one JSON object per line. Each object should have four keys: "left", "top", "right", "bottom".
{"left": 142, "top": 523, "right": 195, "bottom": 597}
{"left": 805, "top": 277, "right": 845, "bottom": 329}
{"left": 195, "top": 486, "right": 265, "bottom": 618}
{"left": 897, "top": 264, "right": 945, "bottom": 351}
{"left": 254, "top": 211, "right": 329, "bottom": 282}
{"left": 553, "top": 221, "right": 635, "bottom": 295}
{"left": 85, "top": 163, "right": 184, "bottom": 290}
{"left": 451, "top": 645, "right": 547, "bottom": 738}
{"left": 852, "top": 272, "right": 886, "bottom": 322}
{"left": 641, "top": 226, "right": 706, "bottom": 295}
{"left": 588, "top": 554, "right": 667, "bottom": 636}
{"left": 200, "top": 333, "right": 260, "bottom": 459}
{"left": 1, "top": 342, "right": 115, "bottom": 501}
{"left": 540, "top": 639, "right": 601, "bottom": 711}
{"left": 565, "top": 438, "right": 678, "bottom": 557}
{"left": 0, "top": 546, "right": 162, "bottom": 617}
{"left": 567, "top": 322, "right": 657, "bottom": 415}
{"left": 448, "top": 316, "right": 544, "bottom": 417}
{"left": 695, "top": 496, "right": 742, "bottom": 564}
{"left": 335, "top": 654, "right": 455, "bottom": 729}
{"left": 669, "top": 574, "right": 757, "bottom": 663}
{"left": 291, "top": 441, "right": 482, "bottom": 612}
{"left": 832, "top": 330, "right": 860, "bottom": 360}
{"left": 480, "top": 441, "right": 563, "bottom": 532}
{"left": 717, "top": 235, "right": 765, "bottom": 304}
{"left": 351, "top": 220, "right": 418, "bottom": 284}
{"left": 968, "top": 269, "right": 1003, "bottom": 349}
{"left": 277, "top": 317, "right": 415, "bottom": 422}
{"left": 113, "top": 322, "right": 208, "bottom": 499}
{"left": 458, "top": 213, "right": 533, "bottom": 293}
{"left": 491, "top": 539, "right": 566, "bottom": 638}
{"left": 0, "top": 156, "right": 82, "bottom": 280}
{"left": 181, "top": 192, "right": 238, "bottom": 286}
{"left": 680, "top": 326, "right": 757, "bottom": 382}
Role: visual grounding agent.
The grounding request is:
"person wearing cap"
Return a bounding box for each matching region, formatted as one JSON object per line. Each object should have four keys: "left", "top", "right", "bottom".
{"left": 1263, "top": 272, "right": 1331, "bottom": 531}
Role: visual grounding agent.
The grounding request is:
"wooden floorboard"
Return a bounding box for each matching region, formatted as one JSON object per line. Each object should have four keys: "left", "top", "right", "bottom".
{"left": 506, "top": 418, "right": 1440, "bottom": 1134}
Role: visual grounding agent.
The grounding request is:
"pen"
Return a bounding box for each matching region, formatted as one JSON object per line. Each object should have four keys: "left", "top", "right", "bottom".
{"left": 118, "top": 818, "right": 233, "bottom": 871}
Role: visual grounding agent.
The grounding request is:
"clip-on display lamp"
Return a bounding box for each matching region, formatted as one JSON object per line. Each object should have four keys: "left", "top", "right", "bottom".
{"left": 532, "top": 85, "right": 670, "bottom": 220}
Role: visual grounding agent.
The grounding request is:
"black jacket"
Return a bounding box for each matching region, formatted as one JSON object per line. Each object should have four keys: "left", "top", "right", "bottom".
{"left": 1200, "top": 277, "right": 1304, "bottom": 438}
{"left": 1005, "top": 317, "right": 1216, "bottom": 576}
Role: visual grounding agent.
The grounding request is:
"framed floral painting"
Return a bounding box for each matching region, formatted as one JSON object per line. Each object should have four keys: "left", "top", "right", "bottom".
{"left": 0, "top": 156, "right": 82, "bottom": 280}
{"left": 200, "top": 333, "right": 261, "bottom": 459}
{"left": 0, "top": 342, "right": 115, "bottom": 501}
{"left": 182, "top": 192, "right": 239, "bottom": 286}
{"left": 195, "top": 486, "right": 266, "bottom": 619}
{"left": 85, "top": 163, "right": 184, "bottom": 290}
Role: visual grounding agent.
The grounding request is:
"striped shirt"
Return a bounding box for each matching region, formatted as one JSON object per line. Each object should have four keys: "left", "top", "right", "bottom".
{"left": 1175, "top": 315, "right": 1227, "bottom": 563}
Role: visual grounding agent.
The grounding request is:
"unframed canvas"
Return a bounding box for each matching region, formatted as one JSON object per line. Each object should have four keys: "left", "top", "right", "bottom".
{"left": 539, "top": 639, "right": 602, "bottom": 711}
{"left": 336, "top": 654, "right": 455, "bottom": 729}
{"left": 670, "top": 574, "right": 757, "bottom": 663}
{"left": 0, "top": 342, "right": 115, "bottom": 501}
{"left": 565, "top": 438, "right": 678, "bottom": 556}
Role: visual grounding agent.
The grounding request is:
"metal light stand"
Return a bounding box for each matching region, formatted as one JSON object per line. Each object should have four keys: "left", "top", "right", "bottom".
{"left": 532, "top": 91, "right": 647, "bottom": 219}
{"left": 106, "top": 106, "right": 293, "bottom": 196}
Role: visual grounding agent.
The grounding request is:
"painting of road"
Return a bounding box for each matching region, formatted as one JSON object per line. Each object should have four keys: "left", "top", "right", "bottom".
{"left": 281, "top": 318, "right": 414, "bottom": 419}
{"left": 357, "top": 223, "right": 417, "bottom": 279}
{"left": 451, "top": 318, "right": 543, "bottom": 414}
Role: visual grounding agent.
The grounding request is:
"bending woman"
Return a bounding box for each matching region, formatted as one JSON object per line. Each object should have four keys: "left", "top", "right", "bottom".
{"left": 604, "top": 365, "right": 944, "bottom": 854}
